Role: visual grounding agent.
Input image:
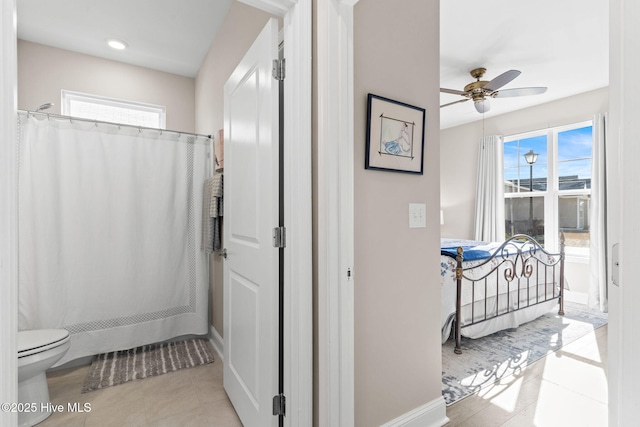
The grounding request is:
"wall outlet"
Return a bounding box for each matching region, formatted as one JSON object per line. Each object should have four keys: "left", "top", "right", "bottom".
{"left": 409, "top": 203, "right": 426, "bottom": 228}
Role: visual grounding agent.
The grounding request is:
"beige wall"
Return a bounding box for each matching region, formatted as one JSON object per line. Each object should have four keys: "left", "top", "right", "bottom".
{"left": 352, "top": 0, "right": 441, "bottom": 425}
{"left": 440, "top": 87, "right": 609, "bottom": 240}
{"left": 17, "top": 40, "right": 195, "bottom": 132}
{"left": 194, "top": 1, "right": 278, "bottom": 336}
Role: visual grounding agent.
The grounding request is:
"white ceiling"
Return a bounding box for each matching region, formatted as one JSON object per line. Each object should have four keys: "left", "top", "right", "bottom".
{"left": 17, "top": 1, "right": 609, "bottom": 129}
{"left": 17, "top": 0, "right": 233, "bottom": 78}
{"left": 440, "top": 0, "right": 609, "bottom": 129}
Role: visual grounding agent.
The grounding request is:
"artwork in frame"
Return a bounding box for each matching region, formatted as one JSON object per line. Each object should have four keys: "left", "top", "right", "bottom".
{"left": 365, "top": 93, "right": 425, "bottom": 174}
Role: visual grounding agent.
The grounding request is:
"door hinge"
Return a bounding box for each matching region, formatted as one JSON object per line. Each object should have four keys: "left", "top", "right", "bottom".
{"left": 272, "top": 58, "right": 286, "bottom": 81}
{"left": 273, "top": 393, "right": 286, "bottom": 416}
{"left": 273, "top": 226, "right": 286, "bottom": 248}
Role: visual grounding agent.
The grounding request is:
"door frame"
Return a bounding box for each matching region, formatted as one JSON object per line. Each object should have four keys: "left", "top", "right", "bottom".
{"left": 608, "top": 1, "right": 640, "bottom": 425}
{"left": 245, "top": 0, "right": 358, "bottom": 425}
{"left": 239, "top": 1, "right": 319, "bottom": 426}
{"left": 0, "top": 1, "right": 18, "bottom": 426}
{"left": 315, "top": 0, "right": 358, "bottom": 425}
{"left": 279, "top": 2, "right": 314, "bottom": 426}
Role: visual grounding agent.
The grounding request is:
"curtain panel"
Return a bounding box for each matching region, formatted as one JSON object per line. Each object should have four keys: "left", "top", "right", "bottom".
{"left": 589, "top": 113, "right": 608, "bottom": 313}
{"left": 474, "top": 135, "right": 505, "bottom": 242}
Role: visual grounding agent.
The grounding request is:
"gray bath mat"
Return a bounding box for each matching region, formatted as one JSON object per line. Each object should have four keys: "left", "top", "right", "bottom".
{"left": 82, "top": 338, "right": 214, "bottom": 393}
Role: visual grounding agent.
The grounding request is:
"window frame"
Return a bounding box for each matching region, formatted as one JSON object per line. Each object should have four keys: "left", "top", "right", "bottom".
{"left": 61, "top": 90, "right": 167, "bottom": 129}
{"left": 503, "top": 120, "right": 592, "bottom": 258}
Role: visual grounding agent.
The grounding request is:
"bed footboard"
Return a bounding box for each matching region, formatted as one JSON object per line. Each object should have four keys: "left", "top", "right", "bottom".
{"left": 454, "top": 233, "right": 565, "bottom": 354}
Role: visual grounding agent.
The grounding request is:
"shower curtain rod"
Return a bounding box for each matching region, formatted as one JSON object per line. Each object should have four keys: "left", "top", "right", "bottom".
{"left": 18, "top": 109, "right": 212, "bottom": 140}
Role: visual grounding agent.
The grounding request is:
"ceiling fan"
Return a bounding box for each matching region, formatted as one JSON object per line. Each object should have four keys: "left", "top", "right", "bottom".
{"left": 440, "top": 68, "right": 547, "bottom": 113}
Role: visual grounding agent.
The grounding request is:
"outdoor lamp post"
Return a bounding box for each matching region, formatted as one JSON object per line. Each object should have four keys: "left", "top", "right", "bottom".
{"left": 524, "top": 149, "right": 539, "bottom": 236}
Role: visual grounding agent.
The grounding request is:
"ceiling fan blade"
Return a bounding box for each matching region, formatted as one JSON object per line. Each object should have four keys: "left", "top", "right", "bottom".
{"left": 440, "top": 99, "right": 470, "bottom": 108}
{"left": 483, "top": 69, "right": 521, "bottom": 92}
{"left": 495, "top": 87, "right": 548, "bottom": 98}
{"left": 440, "top": 87, "right": 468, "bottom": 96}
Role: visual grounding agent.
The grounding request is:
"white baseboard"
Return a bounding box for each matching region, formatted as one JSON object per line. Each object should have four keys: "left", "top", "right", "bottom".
{"left": 380, "top": 396, "right": 449, "bottom": 427}
{"left": 208, "top": 324, "right": 224, "bottom": 362}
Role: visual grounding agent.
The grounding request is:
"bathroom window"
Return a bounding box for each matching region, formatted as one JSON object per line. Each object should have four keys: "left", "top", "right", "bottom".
{"left": 61, "top": 90, "right": 166, "bottom": 129}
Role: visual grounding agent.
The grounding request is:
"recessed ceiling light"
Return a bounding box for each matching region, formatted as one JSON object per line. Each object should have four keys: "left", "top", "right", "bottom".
{"left": 106, "top": 38, "right": 128, "bottom": 50}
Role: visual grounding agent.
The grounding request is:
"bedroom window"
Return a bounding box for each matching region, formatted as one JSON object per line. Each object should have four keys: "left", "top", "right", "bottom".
{"left": 503, "top": 121, "right": 592, "bottom": 257}
{"left": 61, "top": 90, "right": 166, "bottom": 129}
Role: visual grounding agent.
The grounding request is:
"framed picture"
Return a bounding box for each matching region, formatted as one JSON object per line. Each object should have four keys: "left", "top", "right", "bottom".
{"left": 365, "top": 93, "right": 425, "bottom": 174}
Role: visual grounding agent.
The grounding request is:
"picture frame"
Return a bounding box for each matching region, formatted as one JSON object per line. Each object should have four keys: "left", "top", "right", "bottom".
{"left": 365, "top": 93, "right": 425, "bottom": 174}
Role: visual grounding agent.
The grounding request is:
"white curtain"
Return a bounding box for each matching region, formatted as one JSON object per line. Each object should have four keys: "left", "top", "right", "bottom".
{"left": 17, "top": 113, "right": 210, "bottom": 365}
{"left": 474, "top": 135, "right": 505, "bottom": 242}
{"left": 589, "top": 113, "right": 608, "bottom": 312}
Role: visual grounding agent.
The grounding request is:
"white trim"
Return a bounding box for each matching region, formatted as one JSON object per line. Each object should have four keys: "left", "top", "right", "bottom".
{"left": 237, "top": 0, "right": 296, "bottom": 17}
{"left": 503, "top": 121, "right": 594, "bottom": 253}
{"left": 380, "top": 397, "right": 449, "bottom": 427}
{"left": 609, "top": 1, "right": 640, "bottom": 425}
{"left": 0, "top": 1, "right": 18, "bottom": 426}
{"left": 61, "top": 89, "right": 167, "bottom": 129}
{"left": 316, "top": 0, "right": 356, "bottom": 425}
{"left": 282, "top": 1, "right": 313, "bottom": 426}
{"left": 208, "top": 325, "right": 224, "bottom": 362}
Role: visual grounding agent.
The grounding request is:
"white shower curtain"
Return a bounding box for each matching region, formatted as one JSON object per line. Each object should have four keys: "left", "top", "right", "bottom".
{"left": 17, "top": 113, "right": 210, "bottom": 366}
{"left": 474, "top": 135, "right": 505, "bottom": 242}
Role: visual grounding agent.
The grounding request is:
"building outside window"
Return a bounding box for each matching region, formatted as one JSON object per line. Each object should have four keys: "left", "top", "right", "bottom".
{"left": 503, "top": 121, "right": 592, "bottom": 257}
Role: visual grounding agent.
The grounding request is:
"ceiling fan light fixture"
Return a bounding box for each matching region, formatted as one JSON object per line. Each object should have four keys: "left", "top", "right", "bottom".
{"left": 440, "top": 67, "right": 548, "bottom": 114}
{"left": 474, "top": 99, "right": 490, "bottom": 113}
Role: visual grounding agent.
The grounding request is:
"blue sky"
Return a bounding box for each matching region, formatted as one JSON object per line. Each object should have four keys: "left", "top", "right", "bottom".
{"left": 504, "top": 126, "right": 592, "bottom": 182}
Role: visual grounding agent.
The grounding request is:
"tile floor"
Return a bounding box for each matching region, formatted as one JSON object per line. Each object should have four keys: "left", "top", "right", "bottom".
{"left": 445, "top": 324, "right": 608, "bottom": 427}
{"left": 36, "top": 324, "right": 607, "bottom": 427}
{"left": 37, "top": 350, "right": 241, "bottom": 427}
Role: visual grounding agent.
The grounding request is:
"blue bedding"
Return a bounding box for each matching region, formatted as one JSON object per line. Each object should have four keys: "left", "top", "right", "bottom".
{"left": 440, "top": 239, "right": 504, "bottom": 261}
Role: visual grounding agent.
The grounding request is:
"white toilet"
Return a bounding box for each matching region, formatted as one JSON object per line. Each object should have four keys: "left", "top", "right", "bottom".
{"left": 17, "top": 329, "right": 70, "bottom": 427}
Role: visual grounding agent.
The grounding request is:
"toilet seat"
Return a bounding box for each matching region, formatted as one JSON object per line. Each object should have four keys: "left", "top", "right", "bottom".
{"left": 18, "top": 329, "right": 70, "bottom": 358}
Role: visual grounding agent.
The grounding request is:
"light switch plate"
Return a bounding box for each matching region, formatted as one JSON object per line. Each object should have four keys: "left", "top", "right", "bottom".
{"left": 409, "top": 203, "right": 426, "bottom": 228}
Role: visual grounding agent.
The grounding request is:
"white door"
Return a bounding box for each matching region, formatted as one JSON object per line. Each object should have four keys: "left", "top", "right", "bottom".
{"left": 223, "top": 18, "right": 280, "bottom": 427}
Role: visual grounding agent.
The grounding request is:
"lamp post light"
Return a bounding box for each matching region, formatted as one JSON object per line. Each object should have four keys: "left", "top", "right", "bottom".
{"left": 524, "top": 149, "right": 539, "bottom": 236}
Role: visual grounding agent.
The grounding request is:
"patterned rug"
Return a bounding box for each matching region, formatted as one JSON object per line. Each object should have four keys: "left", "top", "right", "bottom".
{"left": 442, "top": 301, "right": 607, "bottom": 406}
{"left": 82, "top": 338, "right": 214, "bottom": 393}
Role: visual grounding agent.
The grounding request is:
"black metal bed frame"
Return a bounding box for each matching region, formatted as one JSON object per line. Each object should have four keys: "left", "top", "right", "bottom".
{"left": 453, "top": 233, "right": 565, "bottom": 354}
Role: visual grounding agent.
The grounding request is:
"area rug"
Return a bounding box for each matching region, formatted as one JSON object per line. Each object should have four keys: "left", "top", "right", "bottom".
{"left": 442, "top": 301, "right": 607, "bottom": 406}
{"left": 82, "top": 338, "right": 214, "bottom": 393}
